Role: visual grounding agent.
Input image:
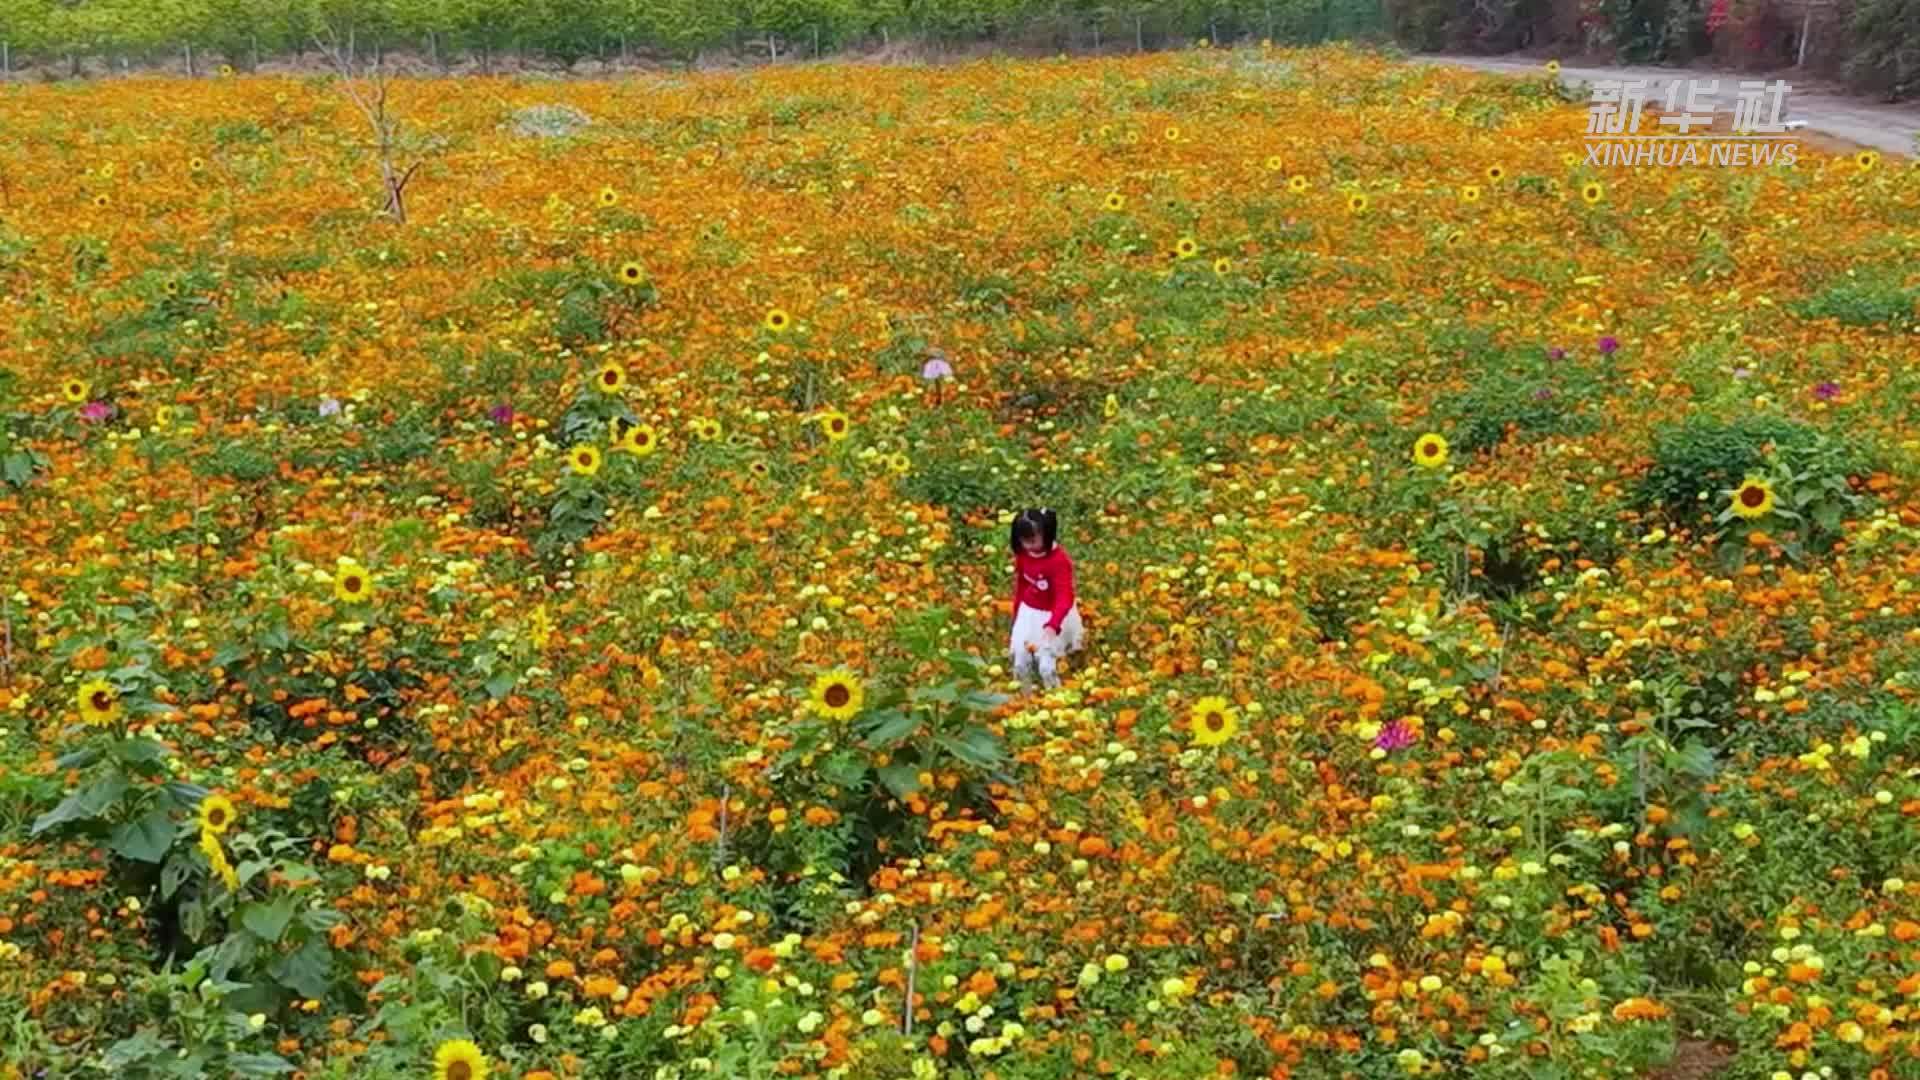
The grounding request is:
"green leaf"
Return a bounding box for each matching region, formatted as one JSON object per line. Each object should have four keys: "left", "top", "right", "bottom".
{"left": 117, "top": 737, "right": 171, "bottom": 764}
{"left": 818, "top": 750, "right": 869, "bottom": 789}
{"left": 859, "top": 710, "right": 921, "bottom": 749}
{"left": 939, "top": 726, "right": 1008, "bottom": 770}
{"left": 109, "top": 808, "right": 178, "bottom": 864}
{"left": 484, "top": 670, "right": 518, "bottom": 700}
{"left": 271, "top": 936, "right": 333, "bottom": 999}
{"left": 99, "top": 1030, "right": 170, "bottom": 1070}
{"left": 227, "top": 1053, "right": 295, "bottom": 1076}
{"left": 876, "top": 763, "right": 923, "bottom": 799}
{"left": 55, "top": 747, "right": 103, "bottom": 770}
{"left": 208, "top": 930, "right": 259, "bottom": 982}
{"left": 32, "top": 770, "right": 129, "bottom": 835}
{"left": 161, "top": 781, "right": 210, "bottom": 808}
{"left": 161, "top": 853, "right": 192, "bottom": 901}
{"left": 241, "top": 896, "right": 298, "bottom": 944}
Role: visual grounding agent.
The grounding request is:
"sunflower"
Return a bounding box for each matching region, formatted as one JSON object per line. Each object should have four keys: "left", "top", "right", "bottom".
{"left": 692, "top": 417, "right": 722, "bottom": 442}
{"left": 1212, "top": 256, "right": 1231, "bottom": 276}
{"left": 433, "top": 1040, "right": 490, "bottom": 1080}
{"left": 617, "top": 261, "right": 646, "bottom": 286}
{"left": 569, "top": 445, "right": 603, "bottom": 476}
{"left": 1347, "top": 193, "right": 1369, "bottom": 214}
{"left": 886, "top": 451, "right": 911, "bottom": 474}
{"left": 1173, "top": 236, "right": 1199, "bottom": 260}
{"left": 1445, "top": 229, "right": 1465, "bottom": 248}
{"left": 1730, "top": 477, "right": 1775, "bottom": 519}
{"left": 1561, "top": 151, "right": 1579, "bottom": 168}
{"left": 1412, "top": 433, "right": 1450, "bottom": 469}
{"left": 92, "top": 193, "right": 110, "bottom": 209}
{"left": 609, "top": 416, "right": 636, "bottom": 444}
{"left": 594, "top": 361, "right": 627, "bottom": 394}
{"left": 197, "top": 793, "right": 237, "bottom": 836}
{"left": 1856, "top": 150, "right": 1880, "bottom": 172}
{"left": 808, "top": 669, "right": 865, "bottom": 720}
{"left": 188, "top": 156, "right": 206, "bottom": 173}
{"left": 1288, "top": 174, "right": 1309, "bottom": 194}
{"left": 1485, "top": 164, "right": 1506, "bottom": 183}
{"left": 1545, "top": 59, "right": 1561, "bottom": 76}
{"left": 333, "top": 561, "right": 373, "bottom": 604}
{"left": 748, "top": 459, "right": 771, "bottom": 479}
{"left": 763, "top": 308, "right": 792, "bottom": 333}
{"left": 200, "top": 830, "right": 239, "bottom": 891}
{"left": 76, "top": 679, "right": 121, "bottom": 727}
{"left": 1103, "top": 192, "right": 1126, "bottom": 211}
{"left": 1163, "top": 125, "right": 1180, "bottom": 142}
{"left": 1264, "top": 155, "right": 1284, "bottom": 172}
{"left": 1461, "top": 185, "right": 1482, "bottom": 204}
{"left": 62, "top": 377, "right": 91, "bottom": 403}
{"left": 1190, "top": 697, "right": 1239, "bottom": 747}
{"left": 153, "top": 404, "right": 175, "bottom": 432}
{"left": 218, "top": 63, "right": 235, "bottom": 77}
{"left": 598, "top": 185, "right": 619, "bottom": 207}
{"left": 819, "top": 410, "right": 851, "bottom": 441}
{"left": 1581, "top": 181, "right": 1604, "bottom": 205}
{"left": 622, "top": 424, "right": 659, "bottom": 456}
{"left": 163, "top": 278, "right": 182, "bottom": 297}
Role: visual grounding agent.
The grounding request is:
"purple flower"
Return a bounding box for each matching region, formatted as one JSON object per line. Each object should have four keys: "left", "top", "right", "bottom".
{"left": 921, "top": 352, "right": 953, "bottom": 381}
{"left": 317, "top": 397, "right": 343, "bottom": 418}
{"left": 488, "top": 403, "right": 515, "bottom": 425}
{"left": 79, "top": 400, "right": 115, "bottom": 423}
{"left": 1597, "top": 335, "right": 1619, "bottom": 356}
{"left": 1811, "top": 381, "right": 1840, "bottom": 401}
{"left": 1547, "top": 346, "right": 1567, "bottom": 361}
{"left": 1533, "top": 387, "right": 1555, "bottom": 401}
{"left": 1373, "top": 719, "right": 1415, "bottom": 752}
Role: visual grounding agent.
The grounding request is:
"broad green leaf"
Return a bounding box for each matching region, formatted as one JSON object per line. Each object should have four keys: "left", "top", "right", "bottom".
{"left": 876, "top": 763, "right": 923, "bottom": 799}
{"left": 241, "top": 896, "right": 298, "bottom": 944}
{"left": 110, "top": 808, "right": 177, "bottom": 864}
{"left": 859, "top": 710, "right": 921, "bottom": 748}
{"left": 272, "top": 937, "right": 333, "bottom": 999}
{"left": 227, "top": 1053, "right": 295, "bottom": 1076}
{"left": 32, "top": 770, "right": 129, "bottom": 835}
{"left": 99, "top": 1030, "right": 169, "bottom": 1070}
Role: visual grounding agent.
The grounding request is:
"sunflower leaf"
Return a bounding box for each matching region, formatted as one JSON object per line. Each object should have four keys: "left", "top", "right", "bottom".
{"left": 241, "top": 895, "right": 298, "bottom": 943}
{"left": 876, "top": 763, "right": 923, "bottom": 799}
{"left": 109, "top": 808, "right": 177, "bottom": 864}
{"left": 860, "top": 710, "right": 921, "bottom": 749}
{"left": 32, "top": 771, "right": 128, "bottom": 836}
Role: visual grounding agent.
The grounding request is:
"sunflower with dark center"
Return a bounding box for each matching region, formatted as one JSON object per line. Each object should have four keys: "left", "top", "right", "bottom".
{"left": 1348, "top": 193, "right": 1369, "bottom": 214}
{"left": 1856, "top": 150, "right": 1880, "bottom": 172}
{"left": 334, "top": 562, "right": 373, "bottom": 604}
{"left": 595, "top": 362, "right": 626, "bottom": 394}
{"left": 692, "top": 418, "right": 721, "bottom": 441}
{"left": 618, "top": 261, "right": 645, "bottom": 285}
{"left": 63, "top": 378, "right": 91, "bottom": 403}
{"left": 76, "top": 679, "right": 121, "bottom": 727}
{"left": 1582, "top": 181, "right": 1604, "bottom": 205}
{"left": 1212, "top": 256, "right": 1231, "bottom": 275}
{"left": 1731, "top": 478, "right": 1775, "bottom": 519}
{"left": 1104, "top": 192, "right": 1125, "bottom": 211}
{"left": 570, "top": 445, "right": 603, "bottom": 476}
{"left": 1190, "top": 696, "right": 1239, "bottom": 747}
{"left": 1461, "top": 185, "right": 1481, "bottom": 204}
{"left": 623, "top": 424, "right": 659, "bottom": 456}
{"left": 764, "top": 308, "right": 792, "bottom": 333}
{"left": 92, "top": 193, "right": 110, "bottom": 208}
{"left": 819, "top": 410, "right": 851, "bottom": 441}
{"left": 1412, "top": 433, "right": 1449, "bottom": 468}
{"left": 599, "top": 186, "right": 619, "bottom": 206}
{"left": 809, "top": 669, "right": 864, "bottom": 720}
{"left": 748, "top": 460, "right": 770, "bottom": 479}
{"left": 197, "top": 794, "right": 237, "bottom": 836}
{"left": 1485, "top": 164, "right": 1506, "bottom": 182}
{"left": 433, "top": 1039, "right": 489, "bottom": 1080}
{"left": 1264, "top": 155, "right": 1284, "bottom": 172}
{"left": 1174, "top": 237, "right": 1199, "bottom": 260}
{"left": 1288, "top": 175, "right": 1308, "bottom": 193}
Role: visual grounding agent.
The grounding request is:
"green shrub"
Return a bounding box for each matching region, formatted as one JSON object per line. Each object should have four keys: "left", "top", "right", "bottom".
{"left": 1640, "top": 415, "right": 1873, "bottom": 548}
{"left": 1792, "top": 274, "right": 1917, "bottom": 328}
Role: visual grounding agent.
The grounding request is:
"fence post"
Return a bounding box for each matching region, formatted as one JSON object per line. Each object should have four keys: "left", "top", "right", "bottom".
{"left": 1796, "top": 9, "right": 1811, "bottom": 66}
{"left": 1135, "top": 16, "right": 1144, "bottom": 52}
{"left": 2, "top": 41, "right": 9, "bottom": 78}
{"left": 185, "top": 41, "right": 194, "bottom": 76}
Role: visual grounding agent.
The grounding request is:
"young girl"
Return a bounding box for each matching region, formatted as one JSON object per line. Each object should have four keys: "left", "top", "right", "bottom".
{"left": 1008, "top": 508, "right": 1084, "bottom": 690}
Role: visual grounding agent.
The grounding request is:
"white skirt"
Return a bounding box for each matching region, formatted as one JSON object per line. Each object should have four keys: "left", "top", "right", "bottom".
{"left": 1010, "top": 602, "right": 1084, "bottom": 661}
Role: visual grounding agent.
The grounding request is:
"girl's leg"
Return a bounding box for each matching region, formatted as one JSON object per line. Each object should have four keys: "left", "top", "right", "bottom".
{"left": 1036, "top": 650, "right": 1060, "bottom": 689}
{"left": 1010, "top": 644, "right": 1035, "bottom": 688}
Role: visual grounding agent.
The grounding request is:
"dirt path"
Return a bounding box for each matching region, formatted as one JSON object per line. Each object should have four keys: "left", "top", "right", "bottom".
{"left": 1421, "top": 54, "right": 1920, "bottom": 156}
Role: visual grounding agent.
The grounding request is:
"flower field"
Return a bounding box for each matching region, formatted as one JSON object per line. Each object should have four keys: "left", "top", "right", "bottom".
{"left": 4, "top": 46, "right": 1920, "bottom": 1080}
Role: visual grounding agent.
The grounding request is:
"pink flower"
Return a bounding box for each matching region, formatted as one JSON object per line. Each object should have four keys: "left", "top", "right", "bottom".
{"left": 920, "top": 352, "right": 953, "bottom": 381}
{"left": 1373, "top": 719, "right": 1415, "bottom": 752}
{"left": 79, "top": 400, "right": 115, "bottom": 423}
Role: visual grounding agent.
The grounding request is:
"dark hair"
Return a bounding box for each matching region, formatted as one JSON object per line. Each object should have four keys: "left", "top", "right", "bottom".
{"left": 1010, "top": 507, "right": 1058, "bottom": 555}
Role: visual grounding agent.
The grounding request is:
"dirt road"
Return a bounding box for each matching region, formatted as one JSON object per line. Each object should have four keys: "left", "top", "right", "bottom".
{"left": 1422, "top": 54, "right": 1920, "bottom": 156}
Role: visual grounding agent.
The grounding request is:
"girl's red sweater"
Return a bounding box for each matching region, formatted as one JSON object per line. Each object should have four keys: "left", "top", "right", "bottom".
{"left": 1012, "top": 545, "right": 1076, "bottom": 632}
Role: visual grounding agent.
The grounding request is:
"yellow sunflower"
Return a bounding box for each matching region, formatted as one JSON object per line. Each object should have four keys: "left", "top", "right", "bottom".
{"left": 92, "top": 193, "right": 110, "bottom": 209}
{"left": 886, "top": 451, "right": 911, "bottom": 475}
{"left": 1545, "top": 59, "right": 1561, "bottom": 76}
{"left": 1288, "top": 175, "right": 1309, "bottom": 194}
{"left": 197, "top": 793, "right": 238, "bottom": 836}
{"left": 748, "top": 459, "right": 771, "bottom": 479}
{"left": 622, "top": 424, "right": 659, "bottom": 456}
{"left": 1174, "top": 237, "right": 1199, "bottom": 260}
{"left": 63, "top": 378, "right": 91, "bottom": 403}
{"left": 1264, "top": 155, "right": 1284, "bottom": 172}
{"left": 76, "top": 679, "right": 121, "bottom": 727}
{"left": 1485, "top": 164, "right": 1506, "bottom": 183}
{"left": 764, "top": 308, "right": 792, "bottom": 333}
{"left": 200, "top": 830, "right": 240, "bottom": 891}
{"left": 333, "top": 561, "right": 373, "bottom": 604}
{"left": 692, "top": 417, "right": 722, "bottom": 442}
{"left": 1856, "top": 150, "right": 1880, "bottom": 172}
{"left": 1163, "top": 125, "right": 1181, "bottom": 142}
{"left": 569, "top": 445, "right": 603, "bottom": 476}
{"left": 1412, "top": 433, "right": 1450, "bottom": 469}
{"left": 1347, "top": 193, "right": 1369, "bottom": 214}
{"left": 1212, "top": 256, "right": 1231, "bottom": 276}
{"left": 153, "top": 404, "right": 175, "bottom": 432}
{"left": 1461, "top": 185, "right": 1482, "bottom": 204}
{"left": 598, "top": 185, "right": 619, "bottom": 206}
{"left": 433, "top": 1040, "right": 489, "bottom": 1080}
{"left": 808, "top": 669, "right": 865, "bottom": 720}
{"left": 594, "top": 361, "right": 626, "bottom": 394}
{"left": 1190, "top": 696, "right": 1239, "bottom": 747}
{"left": 609, "top": 416, "right": 636, "bottom": 444}
{"left": 188, "top": 156, "right": 206, "bottom": 173}
{"left": 1581, "top": 181, "right": 1604, "bottom": 205}
{"left": 1104, "top": 192, "right": 1126, "bottom": 211}
{"left": 617, "top": 261, "right": 646, "bottom": 286}
{"left": 819, "top": 410, "right": 851, "bottom": 442}
{"left": 1730, "top": 478, "right": 1775, "bottom": 519}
